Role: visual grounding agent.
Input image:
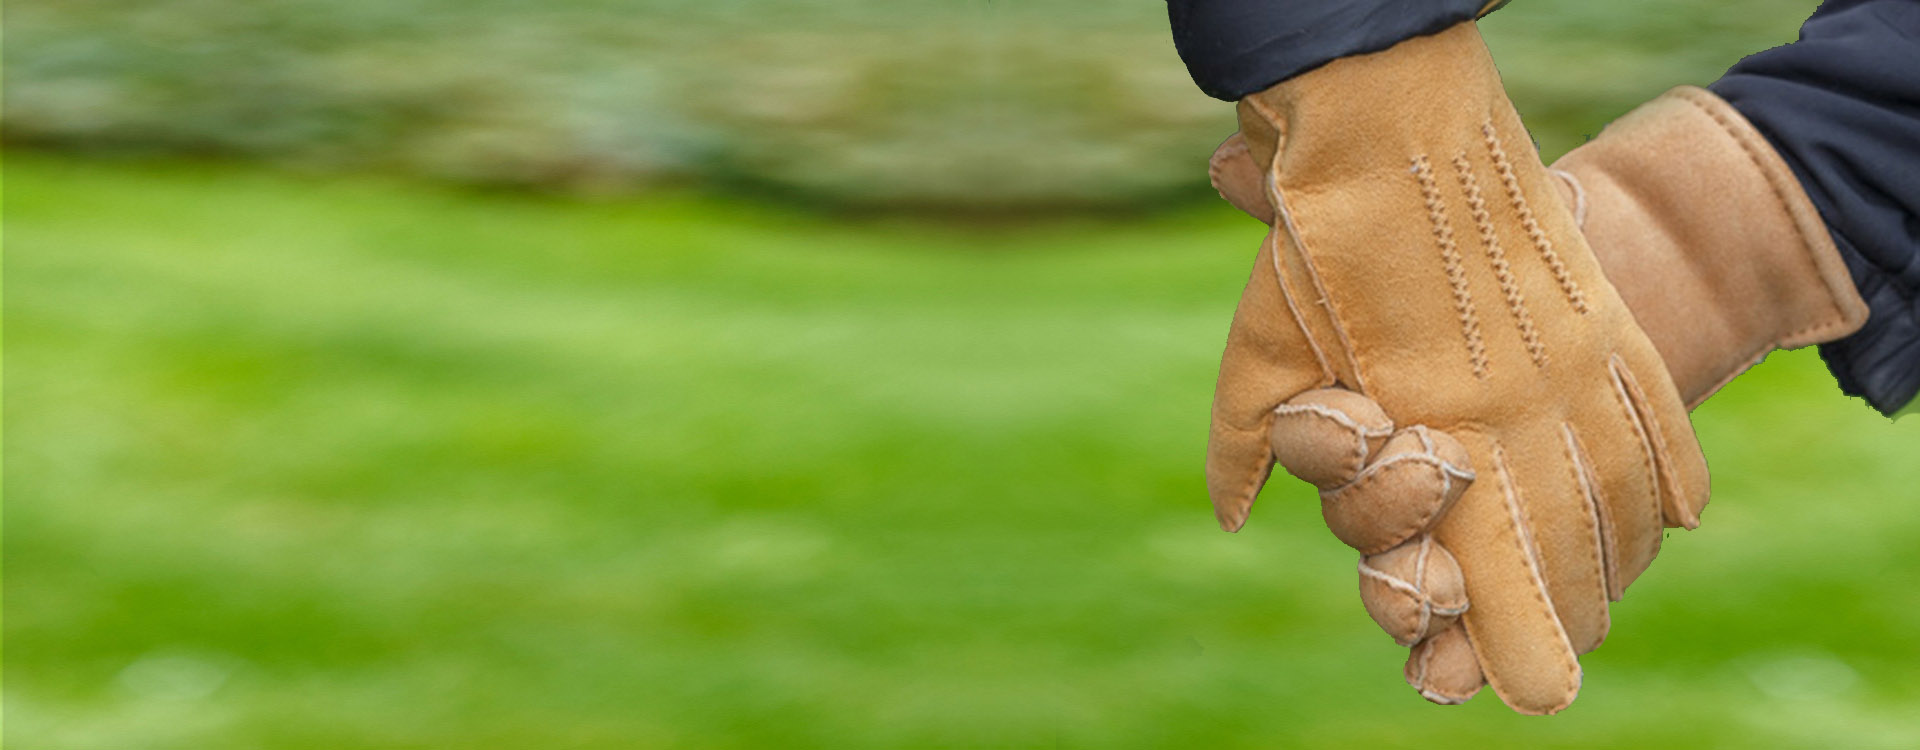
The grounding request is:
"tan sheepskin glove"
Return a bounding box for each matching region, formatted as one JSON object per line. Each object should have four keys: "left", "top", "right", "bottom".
{"left": 1551, "top": 86, "right": 1868, "bottom": 406}
{"left": 1207, "top": 22, "right": 1709, "bottom": 714}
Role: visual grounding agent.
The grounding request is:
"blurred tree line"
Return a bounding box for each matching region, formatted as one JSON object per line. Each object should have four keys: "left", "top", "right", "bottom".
{"left": 7, "top": 0, "right": 1817, "bottom": 210}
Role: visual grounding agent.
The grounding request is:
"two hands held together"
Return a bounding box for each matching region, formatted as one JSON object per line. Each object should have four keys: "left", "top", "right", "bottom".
{"left": 1201, "top": 22, "right": 1867, "bottom": 714}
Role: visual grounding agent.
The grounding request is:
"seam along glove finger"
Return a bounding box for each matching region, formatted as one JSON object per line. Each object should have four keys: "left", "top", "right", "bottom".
{"left": 1205, "top": 21, "right": 1710, "bottom": 715}
{"left": 1548, "top": 86, "right": 1868, "bottom": 410}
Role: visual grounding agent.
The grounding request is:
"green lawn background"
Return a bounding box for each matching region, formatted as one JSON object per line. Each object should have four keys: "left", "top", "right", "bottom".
{"left": 8, "top": 154, "right": 1920, "bottom": 748}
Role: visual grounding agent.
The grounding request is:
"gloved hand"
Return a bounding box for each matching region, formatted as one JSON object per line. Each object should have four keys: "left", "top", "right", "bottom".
{"left": 1205, "top": 22, "right": 1710, "bottom": 714}
{"left": 1210, "top": 83, "right": 1868, "bottom": 710}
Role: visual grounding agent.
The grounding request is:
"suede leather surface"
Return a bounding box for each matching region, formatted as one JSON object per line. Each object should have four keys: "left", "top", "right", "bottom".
{"left": 1359, "top": 535, "right": 1467, "bottom": 646}
{"left": 1552, "top": 86, "right": 1869, "bottom": 406}
{"left": 1206, "top": 22, "right": 1709, "bottom": 715}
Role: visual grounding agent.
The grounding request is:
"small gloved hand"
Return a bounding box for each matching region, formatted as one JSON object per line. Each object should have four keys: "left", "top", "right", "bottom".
{"left": 1210, "top": 81, "right": 1868, "bottom": 710}
{"left": 1206, "top": 22, "right": 1710, "bottom": 714}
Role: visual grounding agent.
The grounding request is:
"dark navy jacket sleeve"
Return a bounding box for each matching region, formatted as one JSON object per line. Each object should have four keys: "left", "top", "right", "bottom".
{"left": 1167, "top": 0, "right": 1493, "bottom": 101}
{"left": 1711, "top": 0, "right": 1920, "bottom": 415}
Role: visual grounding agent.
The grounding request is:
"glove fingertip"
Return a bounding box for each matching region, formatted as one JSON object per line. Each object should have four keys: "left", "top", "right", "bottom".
{"left": 1216, "top": 503, "right": 1250, "bottom": 533}
{"left": 1207, "top": 423, "right": 1278, "bottom": 532}
{"left": 1404, "top": 625, "right": 1485, "bottom": 706}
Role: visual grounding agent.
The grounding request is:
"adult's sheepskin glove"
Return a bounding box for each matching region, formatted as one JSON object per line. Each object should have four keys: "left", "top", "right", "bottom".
{"left": 1206, "top": 22, "right": 1709, "bottom": 715}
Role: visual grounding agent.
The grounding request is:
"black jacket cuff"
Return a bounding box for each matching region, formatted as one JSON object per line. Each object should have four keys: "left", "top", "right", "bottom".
{"left": 1168, "top": 0, "right": 1492, "bottom": 101}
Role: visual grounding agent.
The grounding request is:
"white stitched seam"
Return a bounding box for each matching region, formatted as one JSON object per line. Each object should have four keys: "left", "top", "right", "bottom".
{"left": 1548, "top": 168, "right": 1590, "bottom": 229}
{"left": 1323, "top": 451, "right": 1477, "bottom": 498}
{"left": 1242, "top": 95, "right": 1369, "bottom": 393}
{"left": 1270, "top": 402, "right": 1393, "bottom": 439}
{"left": 1273, "top": 189, "right": 1370, "bottom": 392}
{"left": 1610, "top": 354, "right": 1694, "bottom": 528}
{"left": 1264, "top": 221, "right": 1338, "bottom": 387}
{"left": 1608, "top": 357, "right": 1671, "bottom": 545}
{"left": 1271, "top": 401, "right": 1393, "bottom": 476}
{"left": 1491, "top": 444, "right": 1578, "bottom": 698}
{"left": 1562, "top": 423, "right": 1618, "bottom": 607}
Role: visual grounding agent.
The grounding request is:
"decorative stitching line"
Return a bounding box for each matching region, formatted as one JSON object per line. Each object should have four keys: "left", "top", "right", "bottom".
{"left": 1412, "top": 155, "right": 1490, "bottom": 379}
{"left": 1486, "top": 123, "right": 1589, "bottom": 314}
{"left": 1606, "top": 360, "right": 1667, "bottom": 565}
{"left": 1455, "top": 153, "right": 1549, "bottom": 368}
{"left": 1276, "top": 194, "right": 1371, "bottom": 393}
{"left": 1562, "top": 424, "right": 1621, "bottom": 613}
{"left": 1610, "top": 355, "right": 1697, "bottom": 529}
{"left": 1265, "top": 218, "right": 1339, "bottom": 388}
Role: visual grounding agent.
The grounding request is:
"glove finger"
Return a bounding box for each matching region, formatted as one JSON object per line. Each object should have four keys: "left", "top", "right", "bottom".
{"left": 1358, "top": 534, "right": 1468, "bottom": 646}
{"left": 1315, "top": 424, "right": 1473, "bottom": 555}
{"left": 1404, "top": 623, "right": 1485, "bottom": 705}
{"left": 1432, "top": 431, "right": 1582, "bottom": 715}
{"left": 1209, "top": 133, "right": 1277, "bottom": 225}
{"left": 1609, "top": 352, "right": 1711, "bottom": 530}
{"left": 1268, "top": 388, "right": 1394, "bottom": 488}
{"left": 1207, "top": 232, "right": 1338, "bottom": 531}
{"left": 1495, "top": 422, "right": 1613, "bottom": 655}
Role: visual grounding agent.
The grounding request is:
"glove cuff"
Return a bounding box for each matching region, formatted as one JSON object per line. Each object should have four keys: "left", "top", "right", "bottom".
{"left": 1550, "top": 86, "right": 1868, "bottom": 407}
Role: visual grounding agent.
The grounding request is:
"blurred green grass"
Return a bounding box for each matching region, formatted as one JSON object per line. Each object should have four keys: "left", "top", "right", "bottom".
{"left": 9, "top": 154, "right": 1920, "bottom": 748}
